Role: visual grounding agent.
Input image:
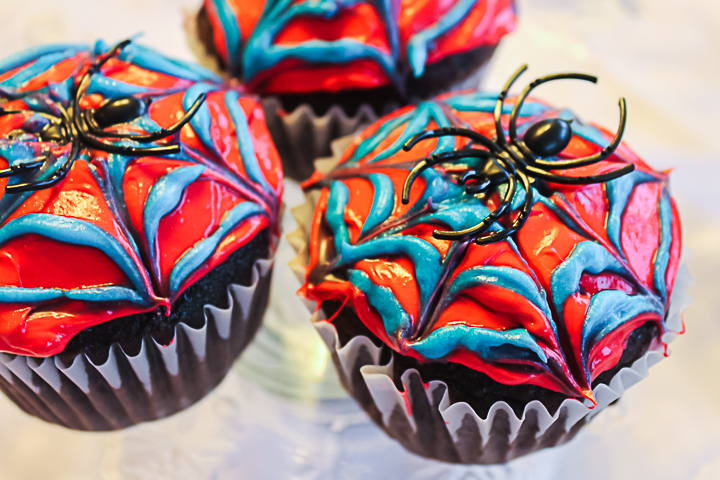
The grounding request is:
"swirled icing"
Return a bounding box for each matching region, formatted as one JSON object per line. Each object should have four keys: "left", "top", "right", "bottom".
{"left": 0, "top": 41, "right": 283, "bottom": 357}
{"left": 201, "top": 0, "right": 516, "bottom": 94}
{"left": 301, "top": 91, "right": 682, "bottom": 401}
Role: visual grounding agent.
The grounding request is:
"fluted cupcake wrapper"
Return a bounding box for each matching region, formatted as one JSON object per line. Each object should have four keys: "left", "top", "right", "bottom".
{"left": 0, "top": 257, "right": 273, "bottom": 431}
{"left": 288, "top": 142, "right": 692, "bottom": 463}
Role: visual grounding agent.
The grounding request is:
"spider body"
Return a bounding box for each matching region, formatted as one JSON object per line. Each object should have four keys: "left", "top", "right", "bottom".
{"left": 401, "top": 65, "right": 634, "bottom": 245}
{"left": 92, "top": 96, "right": 148, "bottom": 129}
{"left": 0, "top": 39, "right": 206, "bottom": 194}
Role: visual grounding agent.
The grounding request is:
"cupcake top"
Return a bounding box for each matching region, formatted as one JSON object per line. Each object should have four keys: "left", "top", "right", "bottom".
{"left": 301, "top": 68, "right": 682, "bottom": 402}
{"left": 197, "top": 0, "right": 516, "bottom": 95}
{"left": 0, "top": 40, "right": 283, "bottom": 357}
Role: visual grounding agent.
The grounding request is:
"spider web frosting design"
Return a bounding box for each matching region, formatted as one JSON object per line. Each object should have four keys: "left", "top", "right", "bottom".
{"left": 202, "top": 0, "right": 516, "bottom": 93}
{"left": 302, "top": 90, "right": 681, "bottom": 401}
{"left": 0, "top": 41, "right": 283, "bottom": 357}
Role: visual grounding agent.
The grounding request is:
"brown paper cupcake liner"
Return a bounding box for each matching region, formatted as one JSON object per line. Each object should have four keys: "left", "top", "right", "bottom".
{"left": 288, "top": 141, "right": 692, "bottom": 463}
{"left": 0, "top": 257, "right": 273, "bottom": 431}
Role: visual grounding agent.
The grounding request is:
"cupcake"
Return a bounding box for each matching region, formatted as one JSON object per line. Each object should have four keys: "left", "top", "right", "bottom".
{"left": 189, "top": 0, "right": 517, "bottom": 179}
{"left": 295, "top": 66, "right": 686, "bottom": 463}
{"left": 0, "top": 39, "right": 283, "bottom": 430}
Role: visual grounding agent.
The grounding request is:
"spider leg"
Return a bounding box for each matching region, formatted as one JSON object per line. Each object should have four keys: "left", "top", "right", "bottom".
{"left": 494, "top": 65, "right": 527, "bottom": 147}
{"left": 0, "top": 158, "right": 45, "bottom": 177}
{"left": 82, "top": 93, "right": 207, "bottom": 142}
{"left": 404, "top": 127, "right": 502, "bottom": 156}
{"left": 508, "top": 72, "right": 597, "bottom": 144}
{"left": 432, "top": 157, "right": 516, "bottom": 240}
{"left": 532, "top": 98, "right": 627, "bottom": 169}
{"left": 525, "top": 162, "right": 635, "bottom": 185}
{"left": 401, "top": 149, "right": 494, "bottom": 204}
{"left": 5, "top": 138, "right": 80, "bottom": 193}
{"left": 91, "top": 39, "right": 132, "bottom": 73}
{"left": 474, "top": 170, "right": 534, "bottom": 245}
{"left": 79, "top": 132, "right": 181, "bottom": 156}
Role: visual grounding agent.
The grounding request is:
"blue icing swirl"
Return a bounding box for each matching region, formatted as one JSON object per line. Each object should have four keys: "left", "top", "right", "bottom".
{"left": 170, "top": 201, "right": 265, "bottom": 297}
{"left": 143, "top": 164, "right": 206, "bottom": 278}
{"left": 406, "top": 0, "right": 478, "bottom": 77}
{"left": 360, "top": 173, "right": 396, "bottom": 236}
{"left": 243, "top": 0, "right": 400, "bottom": 85}
{"left": 208, "top": 0, "right": 243, "bottom": 69}
{"left": 0, "top": 214, "right": 153, "bottom": 304}
{"left": 410, "top": 326, "right": 548, "bottom": 364}
{"left": 349, "top": 269, "right": 411, "bottom": 337}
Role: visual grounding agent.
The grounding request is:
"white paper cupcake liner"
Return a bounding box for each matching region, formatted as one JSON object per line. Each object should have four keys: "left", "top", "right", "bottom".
{"left": 288, "top": 141, "right": 693, "bottom": 463}
{"left": 0, "top": 256, "right": 274, "bottom": 431}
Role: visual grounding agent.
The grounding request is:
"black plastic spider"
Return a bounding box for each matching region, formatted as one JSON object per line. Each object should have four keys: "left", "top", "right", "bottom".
{"left": 0, "top": 39, "right": 207, "bottom": 193}
{"left": 401, "top": 64, "right": 634, "bottom": 245}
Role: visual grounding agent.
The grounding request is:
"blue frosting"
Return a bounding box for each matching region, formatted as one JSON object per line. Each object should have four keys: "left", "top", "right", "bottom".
{"left": 446, "top": 266, "right": 554, "bottom": 327}
{"left": 550, "top": 241, "right": 628, "bottom": 318}
{"left": 340, "top": 235, "right": 443, "bottom": 306}
{"left": 350, "top": 269, "right": 411, "bottom": 337}
{"left": 654, "top": 191, "right": 673, "bottom": 301}
{"left": 0, "top": 214, "right": 152, "bottom": 304}
{"left": 581, "top": 290, "right": 664, "bottom": 367}
{"left": 327, "top": 181, "right": 352, "bottom": 254}
{"left": 411, "top": 325, "right": 547, "bottom": 363}
{"left": 169, "top": 201, "right": 264, "bottom": 297}
{"left": 224, "top": 90, "right": 274, "bottom": 193}
{"left": 95, "top": 40, "right": 222, "bottom": 84}
{"left": 143, "top": 164, "right": 206, "bottom": 277}
{"left": 369, "top": 102, "right": 455, "bottom": 163}
{"left": 234, "top": 0, "right": 485, "bottom": 84}
{"left": 406, "top": 0, "right": 478, "bottom": 77}
{"left": 0, "top": 43, "right": 86, "bottom": 75}
{"left": 243, "top": 0, "right": 400, "bottom": 85}
{"left": 209, "top": 0, "right": 243, "bottom": 69}
{"left": 1, "top": 50, "right": 80, "bottom": 89}
{"left": 606, "top": 170, "right": 656, "bottom": 255}
{"left": 183, "top": 82, "right": 219, "bottom": 154}
{"left": 353, "top": 111, "right": 413, "bottom": 161}
{"left": 86, "top": 75, "right": 154, "bottom": 98}
{"left": 360, "top": 173, "right": 396, "bottom": 236}
{"left": 444, "top": 92, "right": 552, "bottom": 116}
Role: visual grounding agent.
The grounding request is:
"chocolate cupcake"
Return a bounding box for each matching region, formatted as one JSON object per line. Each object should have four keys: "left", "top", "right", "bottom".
{"left": 189, "top": 0, "right": 517, "bottom": 179}
{"left": 294, "top": 66, "right": 686, "bottom": 463}
{"left": 0, "top": 39, "right": 283, "bottom": 430}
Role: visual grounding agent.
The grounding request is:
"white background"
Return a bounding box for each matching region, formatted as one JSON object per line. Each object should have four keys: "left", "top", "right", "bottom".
{"left": 0, "top": 0, "right": 717, "bottom": 479}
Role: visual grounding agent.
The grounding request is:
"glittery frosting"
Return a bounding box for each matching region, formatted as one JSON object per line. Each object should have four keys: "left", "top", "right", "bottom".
{"left": 300, "top": 90, "right": 682, "bottom": 402}
{"left": 0, "top": 41, "right": 283, "bottom": 357}
{"left": 201, "top": 0, "right": 516, "bottom": 94}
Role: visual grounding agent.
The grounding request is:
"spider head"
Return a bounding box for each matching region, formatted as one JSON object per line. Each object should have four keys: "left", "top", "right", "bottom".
{"left": 92, "top": 96, "right": 148, "bottom": 128}
{"left": 39, "top": 122, "right": 66, "bottom": 143}
{"left": 522, "top": 118, "right": 572, "bottom": 158}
